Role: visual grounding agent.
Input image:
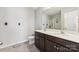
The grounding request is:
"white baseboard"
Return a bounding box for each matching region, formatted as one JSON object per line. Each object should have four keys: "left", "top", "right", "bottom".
{"left": 0, "top": 40, "right": 28, "bottom": 49}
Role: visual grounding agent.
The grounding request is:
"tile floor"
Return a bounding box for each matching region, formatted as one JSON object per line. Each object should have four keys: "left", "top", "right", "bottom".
{"left": 0, "top": 42, "right": 40, "bottom": 52}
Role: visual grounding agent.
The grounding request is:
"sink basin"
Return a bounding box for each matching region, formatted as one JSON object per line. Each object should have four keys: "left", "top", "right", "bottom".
{"left": 39, "top": 29, "right": 79, "bottom": 38}
{"left": 46, "top": 31, "right": 72, "bottom": 37}
{"left": 45, "top": 30, "right": 61, "bottom": 34}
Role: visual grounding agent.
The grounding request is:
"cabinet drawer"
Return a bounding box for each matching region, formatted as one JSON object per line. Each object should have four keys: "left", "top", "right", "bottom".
{"left": 45, "top": 39, "right": 73, "bottom": 52}
{"left": 54, "top": 38, "right": 79, "bottom": 51}
{"left": 39, "top": 33, "right": 45, "bottom": 38}
{"left": 35, "top": 31, "right": 45, "bottom": 38}
{"left": 46, "top": 35, "right": 79, "bottom": 51}
{"left": 45, "top": 34, "right": 53, "bottom": 39}
{"left": 35, "top": 32, "right": 40, "bottom": 36}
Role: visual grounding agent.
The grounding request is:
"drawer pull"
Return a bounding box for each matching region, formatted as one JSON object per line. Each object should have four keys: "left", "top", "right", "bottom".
{"left": 54, "top": 46, "right": 59, "bottom": 50}
{"left": 56, "top": 47, "right": 59, "bottom": 50}
{"left": 54, "top": 46, "right": 57, "bottom": 48}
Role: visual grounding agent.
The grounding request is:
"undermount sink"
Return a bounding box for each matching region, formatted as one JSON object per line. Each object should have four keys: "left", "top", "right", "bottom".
{"left": 45, "top": 30, "right": 61, "bottom": 34}
{"left": 45, "top": 30, "right": 73, "bottom": 38}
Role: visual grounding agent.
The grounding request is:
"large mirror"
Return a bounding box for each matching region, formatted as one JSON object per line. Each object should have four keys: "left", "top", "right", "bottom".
{"left": 43, "top": 8, "right": 61, "bottom": 30}
{"left": 47, "top": 12, "right": 61, "bottom": 30}
{"left": 41, "top": 7, "right": 79, "bottom": 33}
{"left": 63, "top": 8, "right": 79, "bottom": 32}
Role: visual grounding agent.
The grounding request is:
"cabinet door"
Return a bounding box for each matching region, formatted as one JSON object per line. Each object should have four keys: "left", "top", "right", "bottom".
{"left": 35, "top": 36, "right": 40, "bottom": 49}
{"left": 45, "top": 40, "right": 58, "bottom": 52}
{"left": 40, "top": 37, "right": 45, "bottom": 51}
{"left": 35, "top": 32, "right": 45, "bottom": 51}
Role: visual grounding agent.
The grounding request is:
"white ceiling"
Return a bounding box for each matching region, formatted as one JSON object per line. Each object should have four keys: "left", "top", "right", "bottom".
{"left": 42, "top": 7, "right": 78, "bottom": 15}
{"left": 43, "top": 7, "right": 61, "bottom": 15}
{"left": 31, "top": 7, "right": 40, "bottom": 10}
{"left": 31, "top": 7, "right": 78, "bottom": 15}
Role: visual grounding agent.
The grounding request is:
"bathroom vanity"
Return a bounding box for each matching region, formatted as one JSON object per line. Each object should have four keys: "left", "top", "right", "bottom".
{"left": 35, "top": 30, "right": 79, "bottom": 52}
{"left": 35, "top": 7, "right": 79, "bottom": 52}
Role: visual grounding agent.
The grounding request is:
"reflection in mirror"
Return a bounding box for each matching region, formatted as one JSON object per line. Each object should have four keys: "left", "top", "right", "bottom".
{"left": 47, "top": 11, "right": 61, "bottom": 30}
{"left": 64, "top": 10, "right": 78, "bottom": 32}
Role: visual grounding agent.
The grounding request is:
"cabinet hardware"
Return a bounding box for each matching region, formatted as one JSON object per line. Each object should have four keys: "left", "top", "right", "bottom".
{"left": 56, "top": 47, "right": 59, "bottom": 50}
{"left": 54, "top": 46, "right": 57, "bottom": 48}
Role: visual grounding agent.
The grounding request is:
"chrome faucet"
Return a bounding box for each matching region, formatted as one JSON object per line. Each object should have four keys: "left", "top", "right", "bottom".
{"left": 61, "top": 30, "right": 64, "bottom": 34}
{"left": 43, "top": 24, "right": 46, "bottom": 31}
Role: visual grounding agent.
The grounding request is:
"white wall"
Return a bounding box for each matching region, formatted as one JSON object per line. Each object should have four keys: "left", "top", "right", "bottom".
{"left": 35, "top": 9, "right": 42, "bottom": 30}
{"left": 0, "top": 7, "right": 34, "bottom": 48}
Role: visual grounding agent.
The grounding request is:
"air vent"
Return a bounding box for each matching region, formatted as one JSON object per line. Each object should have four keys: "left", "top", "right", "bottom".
{"left": 18, "top": 23, "right": 21, "bottom": 26}
{"left": 4, "top": 22, "right": 8, "bottom": 26}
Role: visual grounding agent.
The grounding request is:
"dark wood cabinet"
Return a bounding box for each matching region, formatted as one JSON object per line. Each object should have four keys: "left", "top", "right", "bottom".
{"left": 45, "top": 39, "right": 58, "bottom": 52}
{"left": 35, "top": 31, "right": 79, "bottom": 52}
{"left": 35, "top": 36, "right": 40, "bottom": 49}
{"left": 40, "top": 37, "right": 45, "bottom": 51}
{"left": 45, "top": 39, "right": 73, "bottom": 52}
{"left": 35, "top": 32, "right": 45, "bottom": 51}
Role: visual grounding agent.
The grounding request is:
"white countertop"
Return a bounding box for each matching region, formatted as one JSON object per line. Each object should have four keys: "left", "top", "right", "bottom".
{"left": 35, "top": 29, "right": 79, "bottom": 43}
